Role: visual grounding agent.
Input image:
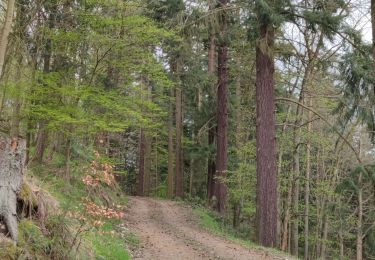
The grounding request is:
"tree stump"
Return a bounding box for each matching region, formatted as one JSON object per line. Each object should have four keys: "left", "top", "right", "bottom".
{"left": 0, "top": 134, "right": 26, "bottom": 242}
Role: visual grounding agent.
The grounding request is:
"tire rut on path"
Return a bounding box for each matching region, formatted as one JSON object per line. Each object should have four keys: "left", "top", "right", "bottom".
{"left": 125, "top": 197, "right": 285, "bottom": 260}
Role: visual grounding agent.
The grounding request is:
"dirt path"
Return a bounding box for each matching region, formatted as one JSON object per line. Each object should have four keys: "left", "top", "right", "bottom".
{"left": 125, "top": 197, "right": 286, "bottom": 260}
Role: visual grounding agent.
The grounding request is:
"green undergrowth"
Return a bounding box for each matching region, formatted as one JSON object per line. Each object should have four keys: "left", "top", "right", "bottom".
{"left": 0, "top": 152, "right": 133, "bottom": 260}
{"left": 193, "top": 206, "right": 295, "bottom": 259}
{"left": 85, "top": 222, "right": 130, "bottom": 260}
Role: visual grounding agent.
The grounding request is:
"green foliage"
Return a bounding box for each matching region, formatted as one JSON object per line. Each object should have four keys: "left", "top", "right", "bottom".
{"left": 27, "top": 145, "right": 133, "bottom": 259}
{"left": 194, "top": 207, "right": 225, "bottom": 235}
{"left": 21, "top": 0, "right": 177, "bottom": 141}
{"left": 85, "top": 228, "right": 130, "bottom": 260}
{"left": 336, "top": 44, "right": 375, "bottom": 141}
{"left": 254, "top": 0, "right": 291, "bottom": 27}
{"left": 303, "top": 0, "right": 346, "bottom": 40}
{"left": 154, "top": 182, "right": 168, "bottom": 198}
{"left": 2, "top": 0, "right": 375, "bottom": 258}
{"left": 228, "top": 141, "right": 256, "bottom": 218}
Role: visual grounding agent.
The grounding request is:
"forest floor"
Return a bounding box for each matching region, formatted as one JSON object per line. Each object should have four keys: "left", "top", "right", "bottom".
{"left": 125, "top": 197, "right": 287, "bottom": 260}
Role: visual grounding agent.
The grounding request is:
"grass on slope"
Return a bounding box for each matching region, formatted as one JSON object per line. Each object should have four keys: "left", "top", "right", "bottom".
{"left": 6, "top": 153, "right": 134, "bottom": 260}
{"left": 193, "top": 206, "right": 294, "bottom": 259}
{"left": 85, "top": 227, "right": 130, "bottom": 260}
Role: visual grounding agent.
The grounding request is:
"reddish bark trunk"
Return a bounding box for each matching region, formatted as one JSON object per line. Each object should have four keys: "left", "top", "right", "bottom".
{"left": 175, "top": 85, "right": 183, "bottom": 198}
{"left": 215, "top": 0, "right": 229, "bottom": 215}
{"left": 255, "top": 22, "right": 278, "bottom": 247}
{"left": 207, "top": 0, "right": 216, "bottom": 201}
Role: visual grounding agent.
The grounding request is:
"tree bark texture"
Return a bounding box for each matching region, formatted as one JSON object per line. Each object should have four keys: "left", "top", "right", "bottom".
{"left": 255, "top": 21, "right": 278, "bottom": 247}
{"left": 207, "top": 0, "right": 216, "bottom": 201}
{"left": 167, "top": 88, "right": 175, "bottom": 198}
{"left": 215, "top": 0, "right": 229, "bottom": 215}
{"left": 175, "top": 82, "right": 183, "bottom": 198}
{"left": 0, "top": 134, "right": 26, "bottom": 242}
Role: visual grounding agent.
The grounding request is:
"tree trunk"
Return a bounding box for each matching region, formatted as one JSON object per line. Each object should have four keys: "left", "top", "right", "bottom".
{"left": 189, "top": 133, "right": 195, "bottom": 196}
{"left": 175, "top": 77, "right": 183, "bottom": 198}
{"left": 255, "top": 20, "right": 277, "bottom": 247}
{"left": 278, "top": 102, "right": 294, "bottom": 251}
{"left": 215, "top": 0, "right": 229, "bottom": 215}
{"left": 207, "top": 0, "right": 216, "bottom": 201}
{"left": 144, "top": 134, "right": 152, "bottom": 196}
{"left": 281, "top": 177, "right": 293, "bottom": 251}
{"left": 278, "top": 103, "right": 293, "bottom": 249}
{"left": 64, "top": 137, "right": 71, "bottom": 181}
{"left": 25, "top": 120, "right": 31, "bottom": 165}
{"left": 0, "top": 134, "right": 26, "bottom": 242}
{"left": 233, "top": 201, "right": 242, "bottom": 229}
{"left": 291, "top": 125, "right": 301, "bottom": 257}
{"left": 154, "top": 137, "right": 159, "bottom": 193}
{"left": 356, "top": 138, "right": 363, "bottom": 260}
{"left": 339, "top": 202, "right": 344, "bottom": 260}
{"left": 233, "top": 57, "right": 243, "bottom": 229}
{"left": 304, "top": 96, "right": 312, "bottom": 260}
{"left": 207, "top": 126, "right": 216, "bottom": 200}
{"left": 35, "top": 6, "right": 53, "bottom": 163}
{"left": 0, "top": 0, "right": 16, "bottom": 77}
{"left": 167, "top": 88, "right": 174, "bottom": 198}
{"left": 356, "top": 172, "right": 363, "bottom": 260}
{"left": 137, "top": 128, "right": 145, "bottom": 196}
{"left": 290, "top": 64, "right": 311, "bottom": 256}
{"left": 320, "top": 213, "right": 328, "bottom": 259}
{"left": 35, "top": 122, "right": 48, "bottom": 163}
{"left": 189, "top": 158, "right": 194, "bottom": 196}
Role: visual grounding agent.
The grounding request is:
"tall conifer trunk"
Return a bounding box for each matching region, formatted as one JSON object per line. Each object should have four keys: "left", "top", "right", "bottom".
{"left": 255, "top": 18, "right": 277, "bottom": 247}
{"left": 175, "top": 61, "right": 184, "bottom": 198}
{"left": 167, "top": 87, "right": 175, "bottom": 198}
{"left": 207, "top": 33, "right": 216, "bottom": 200}
{"left": 215, "top": 0, "right": 229, "bottom": 214}
{"left": 207, "top": 0, "right": 216, "bottom": 201}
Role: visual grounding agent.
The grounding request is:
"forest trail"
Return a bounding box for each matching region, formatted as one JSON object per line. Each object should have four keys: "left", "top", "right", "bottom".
{"left": 125, "top": 197, "right": 284, "bottom": 260}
